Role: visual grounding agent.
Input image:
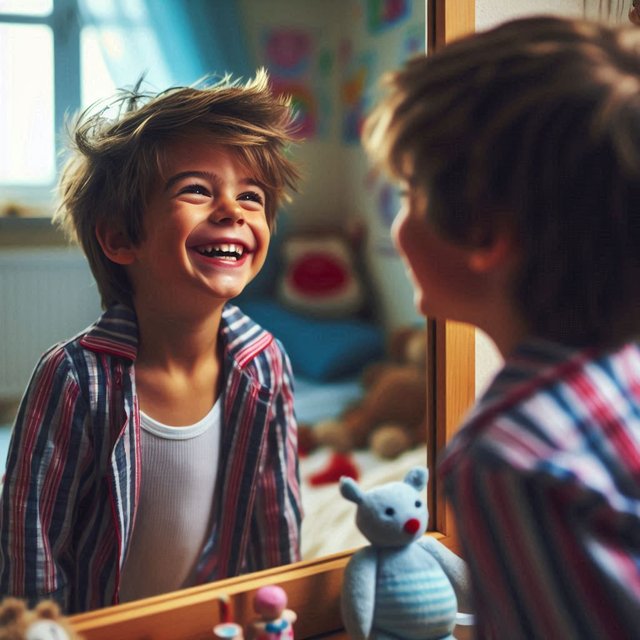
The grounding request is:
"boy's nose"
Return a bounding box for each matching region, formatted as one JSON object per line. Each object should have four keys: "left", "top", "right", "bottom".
{"left": 209, "top": 196, "right": 245, "bottom": 225}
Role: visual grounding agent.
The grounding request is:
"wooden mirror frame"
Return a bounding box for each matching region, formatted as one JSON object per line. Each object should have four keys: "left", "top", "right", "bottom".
{"left": 68, "top": 2, "right": 475, "bottom": 638}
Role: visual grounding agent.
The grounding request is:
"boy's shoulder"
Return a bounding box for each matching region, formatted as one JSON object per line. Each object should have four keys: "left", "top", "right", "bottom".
{"left": 25, "top": 306, "right": 136, "bottom": 397}
{"left": 441, "top": 339, "right": 640, "bottom": 474}
{"left": 221, "top": 303, "right": 286, "bottom": 371}
{"left": 478, "top": 338, "right": 639, "bottom": 417}
{"left": 37, "top": 305, "right": 134, "bottom": 356}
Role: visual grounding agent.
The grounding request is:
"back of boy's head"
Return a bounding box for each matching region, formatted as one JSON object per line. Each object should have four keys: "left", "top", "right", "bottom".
{"left": 55, "top": 69, "right": 300, "bottom": 309}
{"left": 365, "top": 16, "right": 640, "bottom": 348}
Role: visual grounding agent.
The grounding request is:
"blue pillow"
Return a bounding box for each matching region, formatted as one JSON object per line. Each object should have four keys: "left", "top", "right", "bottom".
{"left": 239, "top": 298, "right": 385, "bottom": 381}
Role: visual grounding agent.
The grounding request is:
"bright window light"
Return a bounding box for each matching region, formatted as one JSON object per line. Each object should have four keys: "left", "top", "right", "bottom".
{"left": 0, "top": 23, "right": 54, "bottom": 186}
{"left": 81, "top": 26, "right": 117, "bottom": 108}
{"left": 0, "top": 0, "right": 174, "bottom": 208}
{"left": 0, "top": 0, "right": 52, "bottom": 16}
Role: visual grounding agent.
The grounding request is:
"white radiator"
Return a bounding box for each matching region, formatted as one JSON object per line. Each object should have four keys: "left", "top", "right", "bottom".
{"left": 0, "top": 248, "right": 102, "bottom": 401}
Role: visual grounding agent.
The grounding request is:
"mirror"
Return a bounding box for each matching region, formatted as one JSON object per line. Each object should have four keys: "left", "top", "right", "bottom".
{"left": 61, "top": 1, "right": 640, "bottom": 635}
{"left": 0, "top": 0, "right": 432, "bottom": 615}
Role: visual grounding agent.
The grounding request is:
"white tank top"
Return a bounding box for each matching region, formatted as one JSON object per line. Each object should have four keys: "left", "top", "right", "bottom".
{"left": 118, "top": 398, "right": 221, "bottom": 603}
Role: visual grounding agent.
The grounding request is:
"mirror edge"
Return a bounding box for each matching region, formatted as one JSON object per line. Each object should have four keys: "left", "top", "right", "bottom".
{"left": 68, "top": 2, "right": 476, "bottom": 637}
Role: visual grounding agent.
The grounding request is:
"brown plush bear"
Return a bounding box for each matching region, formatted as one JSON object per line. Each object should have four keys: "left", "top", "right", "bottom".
{"left": 0, "top": 597, "right": 85, "bottom": 640}
{"left": 305, "top": 327, "right": 428, "bottom": 459}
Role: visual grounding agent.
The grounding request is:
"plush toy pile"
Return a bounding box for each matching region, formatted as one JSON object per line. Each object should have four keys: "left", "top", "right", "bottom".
{"left": 0, "top": 597, "right": 84, "bottom": 640}
{"left": 301, "top": 326, "right": 428, "bottom": 461}
{"left": 339, "top": 467, "right": 472, "bottom": 640}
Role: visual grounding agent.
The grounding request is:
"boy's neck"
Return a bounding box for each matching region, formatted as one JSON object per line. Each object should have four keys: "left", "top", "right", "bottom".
{"left": 486, "top": 322, "right": 528, "bottom": 360}
{"left": 131, "top": 300, "right": 225, "bottom": 426}
{"left": 472, "top": 298, "right": 528, "bottom": 360}
{"left": 133, "top": 300, "right": 224, "bottom": 371}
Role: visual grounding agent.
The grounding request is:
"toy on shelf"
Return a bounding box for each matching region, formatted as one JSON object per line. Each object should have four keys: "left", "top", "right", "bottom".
{"left": 247, "top": 585, "right": 296, "bottom": 640}
{"left": 213, "top": 595, "right": 244, "bottom": 639}
{"left": 339, "top": 467, "right": 473, "bottom": 640}
{"left": 0, "top": 597, "right": 84, "bottom": 639}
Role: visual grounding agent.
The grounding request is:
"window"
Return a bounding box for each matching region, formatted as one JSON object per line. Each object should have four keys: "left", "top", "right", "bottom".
{"left": 0, "top": 0, "right": 168, "bottom": 216}
{"left": 0, "top": 0, "right": 59, "bottom": 204}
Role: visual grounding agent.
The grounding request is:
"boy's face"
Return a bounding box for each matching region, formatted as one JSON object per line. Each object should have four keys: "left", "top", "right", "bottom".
{"left": 392, "top": 185, "right": 485, "bottom": 325}
{"left": 126, "top": 138, "right": 271, "bottom": 313}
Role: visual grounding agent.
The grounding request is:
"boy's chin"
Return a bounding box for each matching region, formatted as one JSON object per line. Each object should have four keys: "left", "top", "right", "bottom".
{"left": 212, "top": 288, "right": 247, "bottom": 303}
{"left": 205, "top": 276, "right": 254, "bottom": 301}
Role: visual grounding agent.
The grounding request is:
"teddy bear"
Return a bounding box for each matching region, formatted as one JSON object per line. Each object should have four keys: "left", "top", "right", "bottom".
{"left": 339, "top": 467, "right": 473, "bottom": 640}
{"left": 0, "top": 597, "right": 85, "bottom": 640}
{"left": 303, "top": 326, "right": 428, "bottom": 460}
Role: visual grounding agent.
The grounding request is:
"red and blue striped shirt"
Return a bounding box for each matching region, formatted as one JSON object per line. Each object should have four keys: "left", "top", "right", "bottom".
{"left": 0, "top": 303, "right": 302, "bottom": 613}
{"left": 440, "top": 338, "right": 640, "bottom": 639}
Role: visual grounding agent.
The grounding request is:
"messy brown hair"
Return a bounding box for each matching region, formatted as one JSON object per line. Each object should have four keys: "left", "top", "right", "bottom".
{"left": 55, "top": 69, "right": 300, "bottom": 308}
{"left": 364, "top": 16, "right": 640, "bottom": 348}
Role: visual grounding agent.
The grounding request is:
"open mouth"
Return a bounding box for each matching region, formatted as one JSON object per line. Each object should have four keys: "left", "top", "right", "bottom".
{"left": 194, "top": 242, "right": 246, "bottom": 261}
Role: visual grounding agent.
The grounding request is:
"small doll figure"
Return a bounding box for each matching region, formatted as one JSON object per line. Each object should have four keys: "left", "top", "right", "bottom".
{"left": 248, "top": 586, "right": 296, "bottom": 640}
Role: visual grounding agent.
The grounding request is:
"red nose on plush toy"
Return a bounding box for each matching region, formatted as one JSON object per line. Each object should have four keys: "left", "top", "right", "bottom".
{"left": 404, "top": 518, "right": 421, "bottom": 535}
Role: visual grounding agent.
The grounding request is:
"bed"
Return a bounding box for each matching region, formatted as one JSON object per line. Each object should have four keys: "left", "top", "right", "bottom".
{"left": 293, "top": 374, "right": 428, "bottom": 560}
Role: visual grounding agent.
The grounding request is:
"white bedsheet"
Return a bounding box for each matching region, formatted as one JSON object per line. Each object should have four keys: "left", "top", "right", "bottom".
{"left": 300, "top": 444, "right": 429, "bottom": 559}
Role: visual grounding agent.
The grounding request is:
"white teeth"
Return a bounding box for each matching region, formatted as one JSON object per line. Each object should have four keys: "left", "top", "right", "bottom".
{"left": 197, "top": 242, "right": 245, "bottom": 258}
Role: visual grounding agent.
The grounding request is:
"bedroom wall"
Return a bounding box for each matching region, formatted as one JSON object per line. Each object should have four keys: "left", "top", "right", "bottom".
{"left": 239, "top": 0, "right": 424, "bottom": 330}
{"left": 339, "top": 1, "right": 425, "bottom": 330}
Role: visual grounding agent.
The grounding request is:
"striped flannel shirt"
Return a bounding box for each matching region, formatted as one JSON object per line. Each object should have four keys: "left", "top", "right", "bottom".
{"left": 0, "top": 303, "right": 302, "bottom": 613}
{"left": 439, "top": 338, "right": 640, "bottom": 639}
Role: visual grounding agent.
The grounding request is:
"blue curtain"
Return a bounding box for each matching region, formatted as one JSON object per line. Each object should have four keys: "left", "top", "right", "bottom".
{"left": 145, "top": 0, "right": 255, "bottom": 83}
{"left": 78, "top": 0, "right": 256, "bottom": 90}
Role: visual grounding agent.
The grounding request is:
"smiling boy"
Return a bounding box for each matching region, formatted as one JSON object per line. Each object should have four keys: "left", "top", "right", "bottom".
{"left": 0, "top": 71, "right": 303, "bottom": 613}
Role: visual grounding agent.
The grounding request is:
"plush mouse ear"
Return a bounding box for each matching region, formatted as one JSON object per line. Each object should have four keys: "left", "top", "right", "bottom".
{"left": 339, "top": 476, "right": 364, "bottom": 504}
{"left": 404, "top": 466, "right": 428, "bottom": 491}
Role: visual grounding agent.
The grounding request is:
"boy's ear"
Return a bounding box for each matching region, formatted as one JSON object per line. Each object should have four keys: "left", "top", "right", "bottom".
{"left": 467, "top": 229, "right": 516, "bottom": 273}
{"left": 96, "top": 221, "right": 136, "bottom": 265}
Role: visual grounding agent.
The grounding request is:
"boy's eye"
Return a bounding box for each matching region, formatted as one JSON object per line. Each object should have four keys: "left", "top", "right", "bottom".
{"left": 237, "top": 191, "right": 264, "bottom": 206}
{"left": 180, "top": 183, "right": 210, "bottom": 196}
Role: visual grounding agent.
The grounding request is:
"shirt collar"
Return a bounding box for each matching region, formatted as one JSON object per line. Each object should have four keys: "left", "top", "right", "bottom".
{"left": 79, "top": 302, "right": 272, "bottom": 366}
{"left": 80, "top": 304, "right": 139, "bottom": 361}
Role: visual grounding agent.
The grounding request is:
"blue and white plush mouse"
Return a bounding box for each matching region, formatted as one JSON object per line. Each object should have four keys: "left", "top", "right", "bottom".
{"left": 339, "top": 467, "right": 472, "bottom": 640}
